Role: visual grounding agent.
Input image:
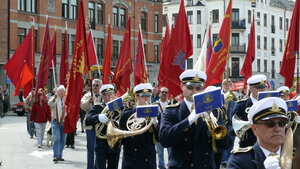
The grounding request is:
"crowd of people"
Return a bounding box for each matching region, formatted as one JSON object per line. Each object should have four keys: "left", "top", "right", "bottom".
{"left": 1, "top": 69, "right": 300, "bottom": 169}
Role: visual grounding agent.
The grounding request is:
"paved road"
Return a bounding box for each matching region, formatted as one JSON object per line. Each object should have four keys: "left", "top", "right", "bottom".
{"left": 0, "top": 112, "right": 169, "bottom": 169}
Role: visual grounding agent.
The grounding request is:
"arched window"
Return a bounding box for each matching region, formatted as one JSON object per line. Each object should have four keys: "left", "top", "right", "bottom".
{"left": 113, "top": 6, "right": 127, "bottom": 28}
{"left": 141, "top": 12, "right": 147, "bottom": 31}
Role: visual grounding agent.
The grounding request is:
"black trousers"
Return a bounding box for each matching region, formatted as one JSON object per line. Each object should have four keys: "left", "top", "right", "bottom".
{"left": 66, "top": 131, "right": 75, "bottom": 145}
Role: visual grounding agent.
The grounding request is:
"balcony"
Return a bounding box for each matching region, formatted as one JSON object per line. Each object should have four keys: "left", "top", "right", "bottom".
{"left": 271, "top": 25, "right": 276, "bottom": 33}
{"left": 230, "top": 44, "right": 246, "bottom": 54}
{"left": 231, "top": 19, "right": 246, "bottom": 30}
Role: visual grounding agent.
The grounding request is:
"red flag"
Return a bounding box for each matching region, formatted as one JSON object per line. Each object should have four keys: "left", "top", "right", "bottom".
{"left": 134, "top": 26, "right": 148, "bottom": 85}
{"left": 112, "top": 18, "right": 132, "bottom": 96}
{"left": 204, "top": 0, "right": 232, "bottom": 88}
{"left": 34, "top": 18, "right": 52, "bottom": 100}
{"left": 13, "top": 64, "right": 34, "bottom": 96}
{"left": 50, "top": 31, "right": 57, "bottom": 67}
{"left": 163, "top": 0, "right": 193, "bottom": 96}
{"left": 158, "top": 18, "right": 170, "bottom": 87}
{"left": 4, "top": 27, "right": 34, "bottom": 97}
{"left": 64, "top": 0, "right": 89, "bottom": 133}
{"left": 60, "top": 29, "right": 69, "bottom": 87}
{"left": 241, "top": 13, "right": 255, "bottom": 88}
{"left": 87, "top": 31, "right": 97, "bottom": 68}
{"left": 102, "top": 23, "right": 112, "bottom": 84}
{"left": 280, "top": 0, "right": 300, "bottom": 88}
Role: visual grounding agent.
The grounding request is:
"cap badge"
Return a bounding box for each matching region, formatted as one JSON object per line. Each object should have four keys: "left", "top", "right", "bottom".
{"left": 270, "top": 103, "right": 280, "bottom": 112}
{"left": 143, "top": 87, "right": 148, "bottom": 93}
{"left": 193, "top": 74, "right": 200, "bottom": 81}
{"left": 260, "top": 80, "right": 265, "bottom": 85}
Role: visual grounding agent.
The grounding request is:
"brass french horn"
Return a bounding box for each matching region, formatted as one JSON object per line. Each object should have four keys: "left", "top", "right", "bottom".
{"left": 95, "top": 89, "right": 135, "bottom": 139}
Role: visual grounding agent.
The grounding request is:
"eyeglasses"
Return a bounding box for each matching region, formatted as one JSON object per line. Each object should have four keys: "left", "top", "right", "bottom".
{"left": 92, "top": 84, "right": 100, "bottom": 87}
{"left": 161, "top": 91, "right": 168, "bottom": 94}
{"left": 255, "top": 120, "right": 288, "bottom": 128}
{"left": 185, "top": 85, "right": 203, "bottom": 91}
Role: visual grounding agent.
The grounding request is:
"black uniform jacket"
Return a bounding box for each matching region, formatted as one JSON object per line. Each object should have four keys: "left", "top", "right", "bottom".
{"left": 119, "top": 107, "right": 157, "bottom": 169}
{"left": 231, "top": 97, "right": 257, "bottom": 147}
{"left": 159, "top": 101, "right": 231, "bottom": 169}
{"left": 227, "top": 143, "right": 266, "bottom": 169}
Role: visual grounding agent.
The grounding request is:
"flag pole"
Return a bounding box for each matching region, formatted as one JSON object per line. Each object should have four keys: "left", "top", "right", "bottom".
{"left": 90, "top": 27, "right": 101, "bottom": 76}
{"left": 86, "top": 19, "right": 93, "bottom": 99}
{"left": 138, "top": 24, "right": 149, "bottom": 82}
{"left": 297, "top": 51, "right": 299, "bottom": 93}
{"left": 225, "top": 1, "right": 232, "bottom": 92}
{"left": 52, "top": 25, "right": 57, "bottom": 86}
{"left": 31, "top": 17, "right": 35, "bottom": 90}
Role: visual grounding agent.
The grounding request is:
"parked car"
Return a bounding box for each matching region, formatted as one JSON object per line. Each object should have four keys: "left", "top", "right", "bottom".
{"left": 11, "top": 102, "right": 25, "bottom": 116}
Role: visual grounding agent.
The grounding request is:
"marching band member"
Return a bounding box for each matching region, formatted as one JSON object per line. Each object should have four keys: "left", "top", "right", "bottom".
{"left": 159, "top": 69, "right": 231, "bottom": 169}
{"left": 85, "top": 84, "right": 120, "bottom": 169}
{"left": 227, "top": 97, "right": 288, "bottom": 169}
{"left": 231, "top": 74, "right": 267, "bottom": 148}
{"left": 80, "top": 78, "right": 101, "bottom": 169}
{"left": 277, "top": 86, "right": 290, "bottom": 101}
{"left": 119, "top": 83, "right": 158, "bottom": 169}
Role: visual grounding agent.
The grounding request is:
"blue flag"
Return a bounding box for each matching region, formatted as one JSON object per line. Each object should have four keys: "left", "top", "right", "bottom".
{"left": 286, "top": 100, "right": 298, "bottom": 112}
{"left": 107, "top": 97, "right": 123, "bottom": 112}
{"left": 258, "top": 91, "right": 279, "bottom": 101}
{"left": 193, "top": 89, "right": 222, "bottom": 114}
{"left": 136, "top": 105, "right": 159, "bottom": 118}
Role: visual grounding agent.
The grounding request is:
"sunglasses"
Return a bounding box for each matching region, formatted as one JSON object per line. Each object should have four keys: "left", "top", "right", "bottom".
{"left": 92, "top": 84, "right": 100, "bottom": 87}
{"left": 185, "top": 85, "right": 202, "bottom": 91}
{"left": 255, "top": 120, "right": 287, "bottom": 128}
{"left": 161, "top": 91, "right": 168, "bottom": 94}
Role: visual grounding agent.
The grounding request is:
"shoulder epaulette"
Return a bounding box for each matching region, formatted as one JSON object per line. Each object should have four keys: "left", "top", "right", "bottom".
{"left": 231, "top": 146, "right": 253, "bottom": 154}
{"left": 237, "top": 98, "right": 248, "bottom": 103}
{"left": 166, "top": 101, "right": 181, "bottom": 108}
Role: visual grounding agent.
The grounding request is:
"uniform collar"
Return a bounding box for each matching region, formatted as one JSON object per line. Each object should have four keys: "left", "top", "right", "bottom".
{"left": 250, "top": 94, "right": 258, "bottom": 103}
{"left": 184, "top": 98, "right": 193, "bottom": 113}
{"left": 259, "top": 145, "right": 281, "bottom": 157}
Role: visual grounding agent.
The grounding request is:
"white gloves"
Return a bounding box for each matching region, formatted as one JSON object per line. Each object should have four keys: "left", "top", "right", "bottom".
{"left": 188, "top": 109, "right": 201, "bottom": 125}
{"left": 263, "top": 155, "right": 281, "bottom": 169}
{"left": 98, "top": 114, "right": 109, "bottom": 123}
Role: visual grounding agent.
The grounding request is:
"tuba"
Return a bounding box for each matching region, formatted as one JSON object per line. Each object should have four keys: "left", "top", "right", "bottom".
{"left": 95, "top": 89, "right": 135, "bottom": 139}
{"left": 232, "top": 114, "right": 251, "bottom": 139}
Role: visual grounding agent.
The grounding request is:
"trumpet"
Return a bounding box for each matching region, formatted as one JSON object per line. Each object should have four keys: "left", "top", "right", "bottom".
{"left": 95, "top": 89, "right": 135, "bottom": 139}
{"left": 201, "top": 111, "right": 227, "bottom": 140}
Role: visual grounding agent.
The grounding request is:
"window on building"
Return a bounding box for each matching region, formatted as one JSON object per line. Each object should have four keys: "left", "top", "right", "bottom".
{"left": 257, "top": 35, "right": 261, "bottom": 49}
{"left": 280, "top": 39, "right": 283, "bottom": 52}
{"left": 190, "top": 35, "right": 193, "bottom": 45}
{"left": 264, "top": 37, "right": 267, "bottom": 50}
{"left": 141, "top": 12, "right": 147, "bottom": 31}
{"left": 163, "top": 14, "right": 167, "bottom": 27}
{"left": 154, "top": 14, "right": 159, "bottom": 33}
{"left": 144, "top": 44, "right": 147, "bottom": 58}
{"left": 113, "top": 40, "right": 119, "bottom": 60}
{"left": 257, "top": 12, "right": 260, "bottom": 26}
{"left": 231, "top": 58, "right": 240, "bottom": 77}
{"left": 231, "top": 33, "right": 239, "bottom": 46}
{"left": 89, "top": 2, "right": 96, "bottom": 29}
{"left": 187, "top": 11, "right": 193, "bottom": 24}
{"left": 248, "top": 10, "right": 251, "bottom": 24}
{"left": 271, "top": 38, "right": 275, "bottom": 55}
{"left": 96, "top": 3, "right": 104, "bottom": 25}
{"left": 271, "top": 15, "right": 275, "bottom": 33}
{"left": 263, "top": 13, "right": 267, "bottom": 27}
{"left": 70, "top": 35, "right": 76, "bottom": 55}
{"left": 285, "top": 18, "right": 289, "bottom": 30}
{"left": 154, "top": 45, "right": 159, "bottom": 62}
{"left": 18, "top": 0, "right": 37, "bottom": 13}
{"left": 187, "top": 58, "right": 193, "bottom": 69}
{"left": 17, "top": 28, "right": 27, "bottom": 45}
{"left": 172, "top": 13, "right": 178, "bottom": 25}
{"left": 70, "top": 0, "right": 77, "bottom": 19}
{"left": 113, "top": 6, "right": 126, "bottom": 28}
{"left": 212, "top": 34, "right": 218, "bottom": 45}
{"left": 62, "top": 0, "right": 69, "bottom": 18}
{"left": 264, "top": 60, "right": 267, "bottom": 72}
{"left": 279, "top": 17, "right": 282, "bottom": 30}
{"left": 197, "top": 10, "right": 201, "bottom": 24}
{"left": 197, "top": 34, "right": 201, "bottom": 48}
{"left": 271, "top": 60, "right": 275, "bottom": 78}
{"left": 257, "top": 59, "right": 261, "bottom": 72}
{"left": 96, "top": 38, "right": 103, "bottom": 60}
{"left": 212, "top": 9, "right": 219, "bottom": 23}
{"left": 232, "top": 9, "right": 239, "bottom": 25}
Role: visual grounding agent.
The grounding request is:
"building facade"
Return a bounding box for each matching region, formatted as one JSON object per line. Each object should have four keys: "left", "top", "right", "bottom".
{"left": 163, "top": 0, "right": 294, "bottom": 89}
{"left": 0, "top": 0, "right": 163, "bottom": 101}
